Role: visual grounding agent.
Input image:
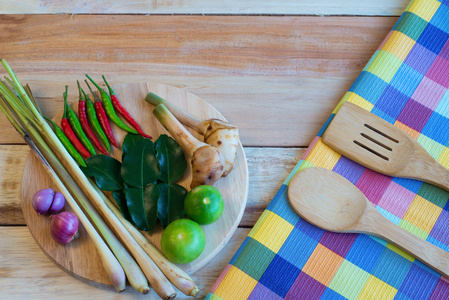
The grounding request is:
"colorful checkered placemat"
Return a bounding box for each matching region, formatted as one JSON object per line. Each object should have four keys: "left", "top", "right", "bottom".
{"left": 207, "top": 0, "right": 449, "bottom": 299}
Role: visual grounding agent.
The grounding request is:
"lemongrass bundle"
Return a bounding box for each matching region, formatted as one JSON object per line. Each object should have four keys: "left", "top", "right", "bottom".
{"left": 0, "top": 59, "right": 152, "bottom": 294}
{"left": 0, "top": 65, "right": 128, "bottom": 292}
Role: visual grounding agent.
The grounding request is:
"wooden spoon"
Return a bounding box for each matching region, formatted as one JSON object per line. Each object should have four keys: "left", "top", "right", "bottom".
{"left": 288, "top": 167, "right": 449, "bottom": 278}
{"left": 322, "top": 101, "right": 449, "bottom": 191}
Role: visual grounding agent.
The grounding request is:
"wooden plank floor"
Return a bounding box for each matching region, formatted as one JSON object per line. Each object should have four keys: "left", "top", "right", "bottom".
{"left": 0, "top": 15, "right": 397, "bottom": 146}
{"left": 0, "top": 3, "right": 404, "bottom": 298}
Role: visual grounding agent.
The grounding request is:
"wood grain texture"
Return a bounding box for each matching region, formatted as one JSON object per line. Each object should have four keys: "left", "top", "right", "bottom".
{"left": 0, "top": 146, "right": 30, "bottom": 225}
{"left": 0, "top": 146, "right": 305, "bottom": 226}
{"left": 242, "top": 147, "right": 305, "bottom": 226}
{"left": 0, "top": 15, "right": 397, "bottom": 147}
{"left": 0, "top": 226, "right": 249, "bottom": 299}
{"left": 0, "top": 0, "right": 409, "bottom": 16}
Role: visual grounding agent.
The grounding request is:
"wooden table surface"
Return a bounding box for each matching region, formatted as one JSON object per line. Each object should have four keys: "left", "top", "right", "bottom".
{"left": 0, "top": 1, "right": 408, "bottom": 299}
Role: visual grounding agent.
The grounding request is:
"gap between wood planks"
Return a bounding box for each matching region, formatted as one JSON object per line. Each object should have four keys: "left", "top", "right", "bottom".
{"left": 1, "top": 0, "right": 409, "bottom": 17}
{"left": 61, "top": 13, "right": 404, "bottom": 17}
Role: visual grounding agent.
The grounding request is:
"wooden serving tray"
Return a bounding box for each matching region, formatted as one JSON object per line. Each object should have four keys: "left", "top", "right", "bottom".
{"left": 21, "top": 82, "right": 248, "bottom": 289}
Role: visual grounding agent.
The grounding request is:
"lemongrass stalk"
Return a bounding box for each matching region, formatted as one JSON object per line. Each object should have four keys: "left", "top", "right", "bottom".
{"left": 0, "top": 96, "right": 130, "bottom": 292}
{"left": 0, "top": 93, "right": 127, "bottom": 291}
{"left": 28, "top": 130, "right": 150, "bottom": 294}
{"left": 0, "top": 81, "right": 35, "bottom": 122}
{"left": 1, "top": 61, "right": 47, "bottom": 135}
{"left": 79, "top": 182, "right": 177, "bottom": 299}
{"left": 25, "top": 136, "right": 127, "bottom": 292}
{"left": 0, "top": 96, "right": 25, "bottom": 136}
{"left": 4, "top": 77, "right": 23, "bottom": 100}
{"left": 91, "top": 180, "right": 200, "bottom": 297}
{"left": 0, "top": 62, "right": 176, "bottom": 299}
{"left": 1, "top": 60, "right": 39, "bottom": 118}
{"left": 24, "top": 84, "right": 42, "bottom": 114}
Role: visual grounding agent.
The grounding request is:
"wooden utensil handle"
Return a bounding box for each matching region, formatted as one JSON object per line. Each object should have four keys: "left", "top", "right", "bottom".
{"left": 398, "top": 145, "right": 449, "bottom": 192}
{"left": 422, "top": 161, "right": 449, "bottom": 192}
{"left": 367, "top": 206, "right": 449, "bottom": 278}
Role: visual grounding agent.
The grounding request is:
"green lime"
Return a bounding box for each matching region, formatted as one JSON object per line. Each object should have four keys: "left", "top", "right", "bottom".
{"left": 161, "top": 219, "right": 206, "bottom": 264}
{"left": 184, "top": 185, "right": 224, "bottom": 225}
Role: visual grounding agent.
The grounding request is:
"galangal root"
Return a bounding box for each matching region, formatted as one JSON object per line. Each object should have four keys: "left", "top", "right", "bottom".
{"left": 146, "top": 92, "right": 239, "bottom": 176}
{"left": 152, "top": 104, "right": 225, "bottom": 188}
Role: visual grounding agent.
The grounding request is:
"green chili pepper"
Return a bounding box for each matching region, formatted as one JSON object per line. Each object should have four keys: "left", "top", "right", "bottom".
{"left": 64, "top": 87, "right": 96, "bottom": 156}
{"left": 85, "top": 74, "right": 138, "bottom": 134}
{"left": 44, "top": 116, "right": 87, "bottom": 167}
{"left": 81, "top": 87, "right": 111, "bottom": 152}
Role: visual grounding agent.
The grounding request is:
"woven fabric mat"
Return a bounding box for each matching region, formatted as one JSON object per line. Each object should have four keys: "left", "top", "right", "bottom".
{"left": 207, "top": 0, "right": 449, "bottom": 299}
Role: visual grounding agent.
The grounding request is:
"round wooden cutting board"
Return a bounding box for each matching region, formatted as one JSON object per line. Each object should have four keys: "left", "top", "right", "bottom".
{"left": 21, "top": 82, "right": 248, "bottom": 289}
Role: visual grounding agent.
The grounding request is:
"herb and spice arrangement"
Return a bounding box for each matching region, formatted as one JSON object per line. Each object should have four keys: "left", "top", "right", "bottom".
{"left": 0, "top": 59, "right": 248, "bottom": 299}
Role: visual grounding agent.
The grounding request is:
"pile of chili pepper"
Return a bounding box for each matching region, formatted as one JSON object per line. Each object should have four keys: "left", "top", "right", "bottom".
{"left": 101, "top": 75, "right": 151, "bottom": 139}
{"left": 45, "top": 77, "right": 152, "bottom": 166}
{"left": 86, "top": 74, "right": 152, "bottom": 139}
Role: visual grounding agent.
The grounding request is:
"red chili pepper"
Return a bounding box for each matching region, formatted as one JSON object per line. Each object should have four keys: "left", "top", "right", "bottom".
{"left": 85, "top": 80, "right": 119, "bottom": 148}
{"left": 102, "top": 75, "right": 152, "bottom": 139}
{"left": 77, "top": 81, "right": 109, "bottom": 155}
{"left": 95, "top": 101, "right": 119, "bottom": 148}
{"left": 61, "top": 87, "right": 90, "bottom": 158}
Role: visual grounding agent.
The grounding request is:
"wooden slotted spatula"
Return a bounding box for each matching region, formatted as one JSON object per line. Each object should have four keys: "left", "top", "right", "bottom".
{"left": 288, "top": 167, "right": 449, "bottom": 279}
{"left": 322, "top": 101, "right": 449, "bottom": 191}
